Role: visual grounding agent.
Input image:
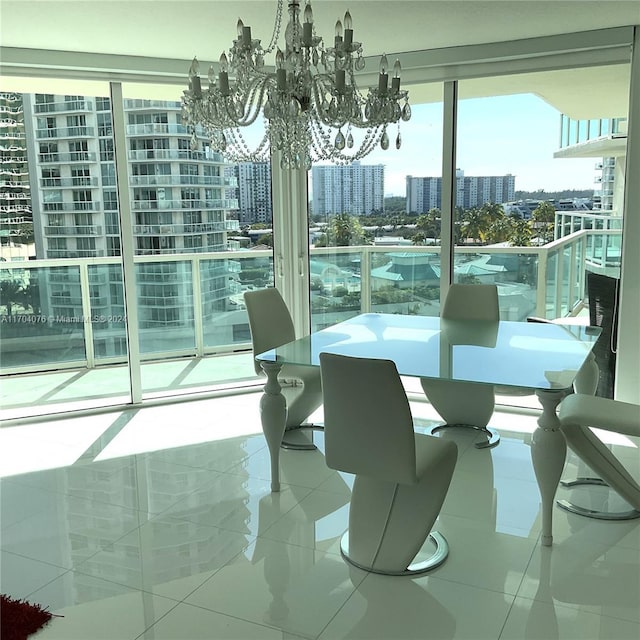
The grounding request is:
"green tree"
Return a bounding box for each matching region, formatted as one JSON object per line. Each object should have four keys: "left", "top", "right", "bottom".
{"left": 256, "top": 232, "right": 273, "bottom": 247}
{"left": 509, "top": 219, "right": 532, "bottom": 246}
{"left": 412, "top": 231, "right": 426, "bottom": 245}
{"left": 460, "top": 207, "right": 490, "bottom": 244}
{"left": 486, "top": 215, "right": 515, "bottom": 244}
{"left": 325, "top": 213, "right": 370, "bottom": 246}
{"left": 415, "top": 208, "right": 441, "bottom": 240}
{"left": 532, "top": 201, "right": 556, "bottom": 244}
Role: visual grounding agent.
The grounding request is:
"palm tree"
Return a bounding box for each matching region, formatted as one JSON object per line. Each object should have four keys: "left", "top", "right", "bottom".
{"left": 532, "top": 201, "right": 556, "bottom": 244}
{"left": 461, "top": 207, "right": 490, "bottom": 244}
{"left": 509, "top": 219, "right": 532, "bottom": 247}
{"left": 326, "top": 213, "right": 369, "bottom": 247}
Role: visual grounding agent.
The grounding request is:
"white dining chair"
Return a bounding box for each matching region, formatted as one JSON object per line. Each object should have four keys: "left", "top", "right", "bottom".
{"left": 421, "top": 283, "right": 502, "bottom": 448}
{"left": 244, "top": 287, "right": 323, "bottom": 449}
{"left": 320, "top": 352, "right": 458, "bottom": 575}
{"left": 558, "top": 394, "right": 640, "bottom": 519}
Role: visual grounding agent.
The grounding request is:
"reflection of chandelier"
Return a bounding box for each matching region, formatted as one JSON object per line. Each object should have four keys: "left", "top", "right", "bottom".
{"left": 182, "top": 0, "right": 411, "bottom": 170}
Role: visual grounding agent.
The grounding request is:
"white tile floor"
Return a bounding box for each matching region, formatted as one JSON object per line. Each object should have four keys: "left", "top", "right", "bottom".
{"left": 1, "top": 393, "right": 639, "bottom": 640}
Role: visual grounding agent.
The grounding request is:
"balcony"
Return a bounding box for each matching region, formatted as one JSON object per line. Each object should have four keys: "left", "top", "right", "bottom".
{"left": 39, "top": 152, "right": 98, "bottom": 163}
{"left": 45, "top": 225, "right": 103, "bottom": 236}
{"left": 36, "top": 126, "right": 96, "bottom": 139}
{"left": 0, "top": 230, "right": 621, "bottom": 418}
{"left": 43, "top": 202, "right": 101, "bottom": 212}
{"left": 41, "top": 177, "right": 100, "bottom": 188}
{"left": 126, "top": 123, "right": 189, "bottom": 136}
{"left": 34, "top": 100, "right": 94, "bottom": 113}
{"left": 132, "top": 199, "right": 237, "bottom": 211}
{"left": 129, "top": 175, "right": 236, "bottom": 187}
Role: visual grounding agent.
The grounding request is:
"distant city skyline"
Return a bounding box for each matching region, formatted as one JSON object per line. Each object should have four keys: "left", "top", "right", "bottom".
{"left": 345, "top": 94, "right": 597, "bottom": 197}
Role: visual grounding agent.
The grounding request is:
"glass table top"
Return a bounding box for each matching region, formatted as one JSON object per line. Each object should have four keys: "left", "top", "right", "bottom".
{"left": 256, "top": 313, "right": 601, "bottom": 391}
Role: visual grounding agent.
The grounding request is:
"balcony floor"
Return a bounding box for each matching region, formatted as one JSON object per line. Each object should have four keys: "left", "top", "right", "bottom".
{"left": 1, "top": 393, "right": 639, "bottom": 639}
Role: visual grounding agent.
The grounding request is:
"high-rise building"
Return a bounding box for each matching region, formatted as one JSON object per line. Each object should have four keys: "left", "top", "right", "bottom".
{"left": 232, "top": 162, "right": 272, "bottom": 225}
{"left": 20, "top": 94, "right": 240, "bottom": 339}
{"left": 311, "top": 162, "right": 384, "bottom": 217}
{"left": 0, "top": 92, "right": 31, "bottom": 246}
{"left": 406, "top": 170, "right": 516, "bottom": 213}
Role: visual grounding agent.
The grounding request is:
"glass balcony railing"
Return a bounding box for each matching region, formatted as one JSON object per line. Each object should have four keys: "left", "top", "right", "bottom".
{"left": 0, "top": 230, "right": 620, "bottom": 378}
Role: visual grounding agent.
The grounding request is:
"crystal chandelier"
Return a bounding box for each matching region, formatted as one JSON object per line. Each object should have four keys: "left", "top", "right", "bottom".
{"left": 181, "top": 0, "right": 411, "bottom": 170}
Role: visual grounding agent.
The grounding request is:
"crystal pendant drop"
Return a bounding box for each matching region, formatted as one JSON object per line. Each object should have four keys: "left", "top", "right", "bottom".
{"left": 380, "top": 131, "right": 389, "bottom": 150}
{"left": 335, "top": 130, "right": 346, "bottom": 150}
{"left": 401, "top": 102, "right": 412, "bottom": 121}
{"left": 312, "top": 50, "right": 319, "bottom": 66}
{"left": 395, "top": 132, "right": 402, "bottom": 149}
{"left": 219, "top": 132, "right": 227, "bottom": 151}
{"left": 355, "top": 56, "right": 365, "bottom": 71}
{"left": 346, "top": 132, "right": 354, "bottom": 148}
{"left": 190, "top": 132, "right": 198, "bottom": 151}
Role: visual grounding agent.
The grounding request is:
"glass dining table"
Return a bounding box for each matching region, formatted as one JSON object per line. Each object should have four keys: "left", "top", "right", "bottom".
{"left": 256, "top": 312, "right": 601, "bottom": 546}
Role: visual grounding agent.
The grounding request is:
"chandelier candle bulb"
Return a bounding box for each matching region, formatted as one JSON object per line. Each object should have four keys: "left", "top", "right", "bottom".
{"left": 343, "top": 11, "right": 353, "bottom": 46}
{"left": 336, "top": 69, "right": 346, "bottom": 93}
{"left": 335, "top": 19, "right": 343, "bottom": 46}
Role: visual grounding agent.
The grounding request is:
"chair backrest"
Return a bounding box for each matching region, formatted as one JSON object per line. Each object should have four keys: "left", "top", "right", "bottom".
{"left": 586, "top": 271, "right": 619, "bottom": 398}
{"left": 319, "top": 352, "right": 418, "bottom": 485}
{"left": 443, "top": 284, "right": 499, "bottom": 322}
{"left": 244, "top": 288, "right": 296, "bottom": 376}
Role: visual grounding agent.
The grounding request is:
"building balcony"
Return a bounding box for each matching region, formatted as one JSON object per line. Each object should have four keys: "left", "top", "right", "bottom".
{"left": 126, "top": 149, "right": 219, "bottom": 162}
{"left": 129, "top": 175, "right": 236, "bottom": 187}
{"left": 125, "top": 100, "right": 182, "bottom": 111}
{"left": 34, "top": 100, "right": 94, "bottom": 113}
{"left": 39, "top": 152, "right": 98, "bottom": 163}
{"left": 43, "top": 202, "right": 101, "bottom": 212}
{"left": 131, "top": 199, "right": 237, "bottom": 211}
{"left": 126, "top": 123, "right": 190, "bottom": 137}
{"left": 45, "top": 225, "right": 103, "bottom": 236}
{"left": 36, "top": 126, "right": 96, "bottom": 139}
{"left": 41, "top": 177, "right": 100, "bottom": 188}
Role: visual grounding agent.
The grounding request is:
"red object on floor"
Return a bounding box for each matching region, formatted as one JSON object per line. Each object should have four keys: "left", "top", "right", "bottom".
{"left": 1, "top": 594, "right": 54, "bottom": 640}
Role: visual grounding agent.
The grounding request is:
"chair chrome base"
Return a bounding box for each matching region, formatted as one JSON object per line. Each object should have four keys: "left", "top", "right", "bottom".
{"left": 281, "top": 424, "right": 324, "bottom": 451}
{"left": 557, "top": 477, "right": 640, "bottom": 520}
{"left": 339, "top": 531, "right": 449, "bottom": 576}
{"left": 426, "top": 423, "right": 500, "bottom": 449}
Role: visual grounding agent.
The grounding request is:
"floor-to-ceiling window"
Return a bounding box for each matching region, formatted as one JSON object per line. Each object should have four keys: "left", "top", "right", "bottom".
{"left": 453, "top": 64, "right": 629, "bottom": 321}
{"left": 1, "top": 26, "right": 637, "bottom": 418}
{"left": 307, "top": 87, "right": 444, "bottom": 331}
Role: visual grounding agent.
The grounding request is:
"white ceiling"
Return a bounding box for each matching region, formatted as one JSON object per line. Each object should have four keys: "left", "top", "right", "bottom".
{"left": 1, "top": 1, "right": 639, "bottom": 61}
{"left": 1, "top": 1, "right": 639, "bottom": 117}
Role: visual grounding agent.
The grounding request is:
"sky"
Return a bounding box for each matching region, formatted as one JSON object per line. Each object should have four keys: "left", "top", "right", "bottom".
{"left": 360, "top": 94, "right": 597, "bottom": 197}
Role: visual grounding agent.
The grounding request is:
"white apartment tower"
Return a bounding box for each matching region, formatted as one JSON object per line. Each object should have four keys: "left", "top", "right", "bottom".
{"left": 406, "top": 170, "right": 516, "bottom": 213}
{"left": 0, "top": 93, "right": 31, "bottom": 243}
{"left": 21, "top": 94, "right": 239, "bottom": 337}
{"left": 311, "top": 162, "right": 385, "bottom": 217}
{"left": 233, "top": 162, "right": 272, "bottom": 225}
